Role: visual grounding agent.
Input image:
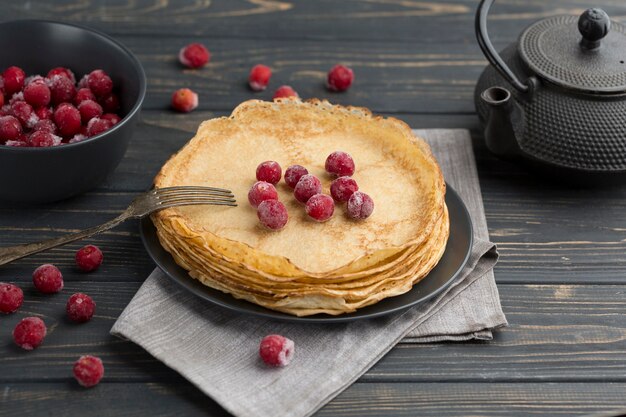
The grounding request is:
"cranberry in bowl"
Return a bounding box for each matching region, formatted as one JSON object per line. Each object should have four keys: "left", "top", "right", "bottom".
{"left": 0, "top": 20, "right": 146, "bottom": 203}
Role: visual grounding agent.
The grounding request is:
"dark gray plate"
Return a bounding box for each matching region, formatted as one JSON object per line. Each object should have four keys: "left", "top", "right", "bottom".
{"left": 139, "top": 185, "right": 473, "bottom": 323}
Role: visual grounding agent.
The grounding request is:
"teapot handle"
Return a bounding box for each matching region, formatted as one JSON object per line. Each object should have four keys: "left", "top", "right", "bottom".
{"left": 475, "top": 0, "right": 531, "bottom": 93}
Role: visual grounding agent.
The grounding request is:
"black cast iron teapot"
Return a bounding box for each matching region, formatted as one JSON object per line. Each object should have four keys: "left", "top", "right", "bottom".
{"left": 474, "top": 0, "right": 626, "bottom": 183}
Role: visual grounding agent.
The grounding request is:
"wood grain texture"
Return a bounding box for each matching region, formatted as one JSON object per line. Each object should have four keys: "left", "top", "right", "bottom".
{"left": 2, "top": 382, "right": 626, "bottom": 417}
{"left": 2, "top": 0, "right": 626, "bottom": 415}
{"left": 1, "top": 284, "right": 626, "bottom": 383}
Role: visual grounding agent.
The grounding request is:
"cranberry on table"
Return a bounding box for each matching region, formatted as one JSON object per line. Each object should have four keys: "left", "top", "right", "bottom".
{"left": 75, "top": 244, "right": 104, "bottom": 272}
{"left": 87, "top": 69, "right": 113, "bottom": 98}
{"left": 305, "top": 194, "right": 335, "bottom": 222}
{"left": 2, "top": 66, "right": 25, "bottom": 96}
{"left": 330, "top": 176, "right": 359, "bottom": 202}
{"left": 178, "top": 43, "right": 211, "bottom": 69}
{"left": 347, "top": 191, "right": 374, "bottom": 220}
{"left": 0, "top": 283, "right": 24, "bottom": 314}
{"left": 273, "top": 85, "right": 298, "bottom": 99}
{"left": 248, "top": 181, "right": 278, "bottom": 208}
{"left": 66, "top": 293, "right": 96, "bottom": 323}
{"left": 256, "top": 161, "right": 282, "bottom": 185}
{"left": 73, "top": 355, "right": 104, "bottom": 388}
{"left": 284, "top": 164, "right": 309, "bottom": 189}
{"left": 54, "top": 103, "right": 82, "bottom": 137}
{"left": 248, "top": 64, "right": 272, "bottom": 91}
{"left": 32, "top": 263, "right": 64, "bottom": 293}
{"left": 257, "top": 200, "right": 289, "bottom": 230}
{"left": 171, "top": 88, "right": 198, "bottom": 113}
{"left": 0, "top": 115, "right": 23, "bottom": 141}
{"left": 326, "top": 64, "right": 354, "bottom": 92}
{"left": 259, "top": 334, "right": 295, "bottom": 367}
{"left": 294, "top": 174, "right": 322, "bottom": 203}
{"left": 13, "top": 317, "right": 47, "bottom": 350}
{"left": 325, "top": 151, "right": 355, "bottom": 177}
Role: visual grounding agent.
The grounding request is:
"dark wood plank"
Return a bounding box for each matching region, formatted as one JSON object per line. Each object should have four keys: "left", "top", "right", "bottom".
{"left": 115, "top": 37, "right": 489, "bottom": 114}
{"left": 3, "top": 0, "right": 625, "bottom": 44}
{"left": 2, "top": 381, "right": 626, "bottom": 417}
{"left": 2, "top": 284, "right": 626, "bottom": 383}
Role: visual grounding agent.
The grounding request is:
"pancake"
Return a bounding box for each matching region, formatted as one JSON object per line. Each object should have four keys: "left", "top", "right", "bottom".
{"left": 153, "top": 98, "right": 449, "bottom": 316}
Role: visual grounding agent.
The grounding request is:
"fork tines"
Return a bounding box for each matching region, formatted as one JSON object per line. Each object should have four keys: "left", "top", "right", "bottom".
{"left": 154, "top": 186, "right": 237, "bottom": 207}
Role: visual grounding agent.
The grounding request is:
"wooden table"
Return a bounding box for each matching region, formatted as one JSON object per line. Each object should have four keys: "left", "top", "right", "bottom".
{"left": 2, "top": 1, "right": 626, "bottom": 415}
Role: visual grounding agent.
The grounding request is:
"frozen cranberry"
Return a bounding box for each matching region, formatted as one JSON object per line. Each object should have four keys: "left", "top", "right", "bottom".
{"left": 256, "top": 161, "right": 282, "bottom": 185}
{"left": 33, "top": 118, "right": 57, "bottom": 134}
{"left": 171, "top": 88, "right": 198, "bottom": 112}
{"left": 330, "top": 176, "right": 358, "bottom": 202}
{"left": 257, "top": 200, "right": 289, "bottom": 230}
{"left": 54, "top": 103, "right": 82, "bottom": 137}
{"left": 5, "top": 139, "right": 29, "bottom": 147}
{"left": 87, "top": 70, "right": 113, "bottom": 98}
{"left": 248, "top": 64, "right": 272, "bottom": 91}
{"left": 13, "top": 317, "right": 47, "bottom": 350}
{"left": 0, "top": 115, "right": 22, "bottom": 141}
{"left": 48, "top": 75, "right": 76, "bottom": 104}
{"left": 347, "top": 191, "right": 374, "bottom": 220}
{"left": 305, "top": 194, "right": 335, "bottom": 222}
{"left": 179, "top": 43, "right": 210, "bottom": 69}
{"left": 101, "top": 113, "right": 121, "bottom": 125}
{"left": 78, "top": 100, "right": 103, "bottom": 123}
{"left": 0, "top": 283, "right": 23, "bottom": 314}
{"left": 68, "top": 134, "right": 87, "bottom": 144}
{"left": 32, "top": 264, "right": 64, "bottom": 293}
{"left": 293, "top": 174, "right": 322, "bottom": 203}
{"left": 47, "top": 67, "right": 76, "bottom": 84}
{"left": 327, "top": 64, "right": 354, "bottom": 92}
{"left": 99, "top": 93, "right": 120, "bottom": 113}
{"left": 23, "top": 81, "right": 51, "bottom": 107}
{"left": 284, "top": 164, "right": 308, "bottom": 189}
{"left": 73, "top": 355, "right": 104, "bottom": 387}
{"left": 75, "top": 244, "right": 103, "bottom": 272}
{"left": 273, "top": 85, "right": 298, "bottom": 99}
{"left": 86, "top": 117, "right": 112, "bottom": 137}
{"left": 34, "top": 106, "right": 52, "bottom": 120}
{"left": 30, "top": 130, "right": 61, "bottom": 147}
{"left": 325, "top": 151, "right": 355, "bottom": 177}
{"left": 11, "top": 101, "right": 37, "bottom": 128}
{"left": 66, "top": 293, "right": 96, "bottom": 322}
{"left": 248, "top": 181, "right": 278, "bottom": 208}
{"left": 259, "top": 334, "right": 294, "bottom": 367}
{"left": 74, "top": 88, "right": 96, "bottom": 105}
{"left": 2, "top": 66, "right": 25, "bottom": 96}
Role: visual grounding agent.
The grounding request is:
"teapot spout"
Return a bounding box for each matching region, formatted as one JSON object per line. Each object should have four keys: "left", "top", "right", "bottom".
{"left": 480, "top": 86, "right": 523, "bottom": 157}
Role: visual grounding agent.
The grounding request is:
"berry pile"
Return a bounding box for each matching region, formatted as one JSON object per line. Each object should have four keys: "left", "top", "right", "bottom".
{"left": 0, "top": 244, "right": 104, "bottom": 387}
{"left": 0, "top": 66, "right": 123, "bottom": 147}
{"left": 247, "top": 151, "right": 374, "bottom": 229}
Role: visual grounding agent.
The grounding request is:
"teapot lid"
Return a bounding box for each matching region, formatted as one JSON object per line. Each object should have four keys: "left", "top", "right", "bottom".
{"left": 518, "top": 8, "right": 626, "bottom": 94}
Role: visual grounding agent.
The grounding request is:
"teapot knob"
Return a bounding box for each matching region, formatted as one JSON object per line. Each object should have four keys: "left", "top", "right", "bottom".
{"left": 578, "top": 8, "right": 611, "bottom": 50}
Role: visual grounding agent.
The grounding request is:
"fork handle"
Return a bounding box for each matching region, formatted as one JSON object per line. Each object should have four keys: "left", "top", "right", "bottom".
{"left": 0, "top": 214, "right": 128, "bottom": 267}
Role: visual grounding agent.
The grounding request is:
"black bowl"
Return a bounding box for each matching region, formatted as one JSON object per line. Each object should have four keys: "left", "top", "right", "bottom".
{"left": 0, "top": 20, "right": 146, "bottom": 203}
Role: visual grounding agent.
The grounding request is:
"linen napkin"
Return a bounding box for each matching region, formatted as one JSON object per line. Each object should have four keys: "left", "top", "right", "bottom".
{"left": 111, "top": 129, "right": 507, "bottom": 417}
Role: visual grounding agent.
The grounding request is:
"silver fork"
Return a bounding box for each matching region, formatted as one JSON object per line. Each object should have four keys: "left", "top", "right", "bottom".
{"left": 0, "top": 186, "right": 237, "bottom": 266}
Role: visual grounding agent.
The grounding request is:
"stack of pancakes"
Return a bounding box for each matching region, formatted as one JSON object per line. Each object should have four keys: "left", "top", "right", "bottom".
{"left": 153, "top": 99, "right": 449, "bottom": 316}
